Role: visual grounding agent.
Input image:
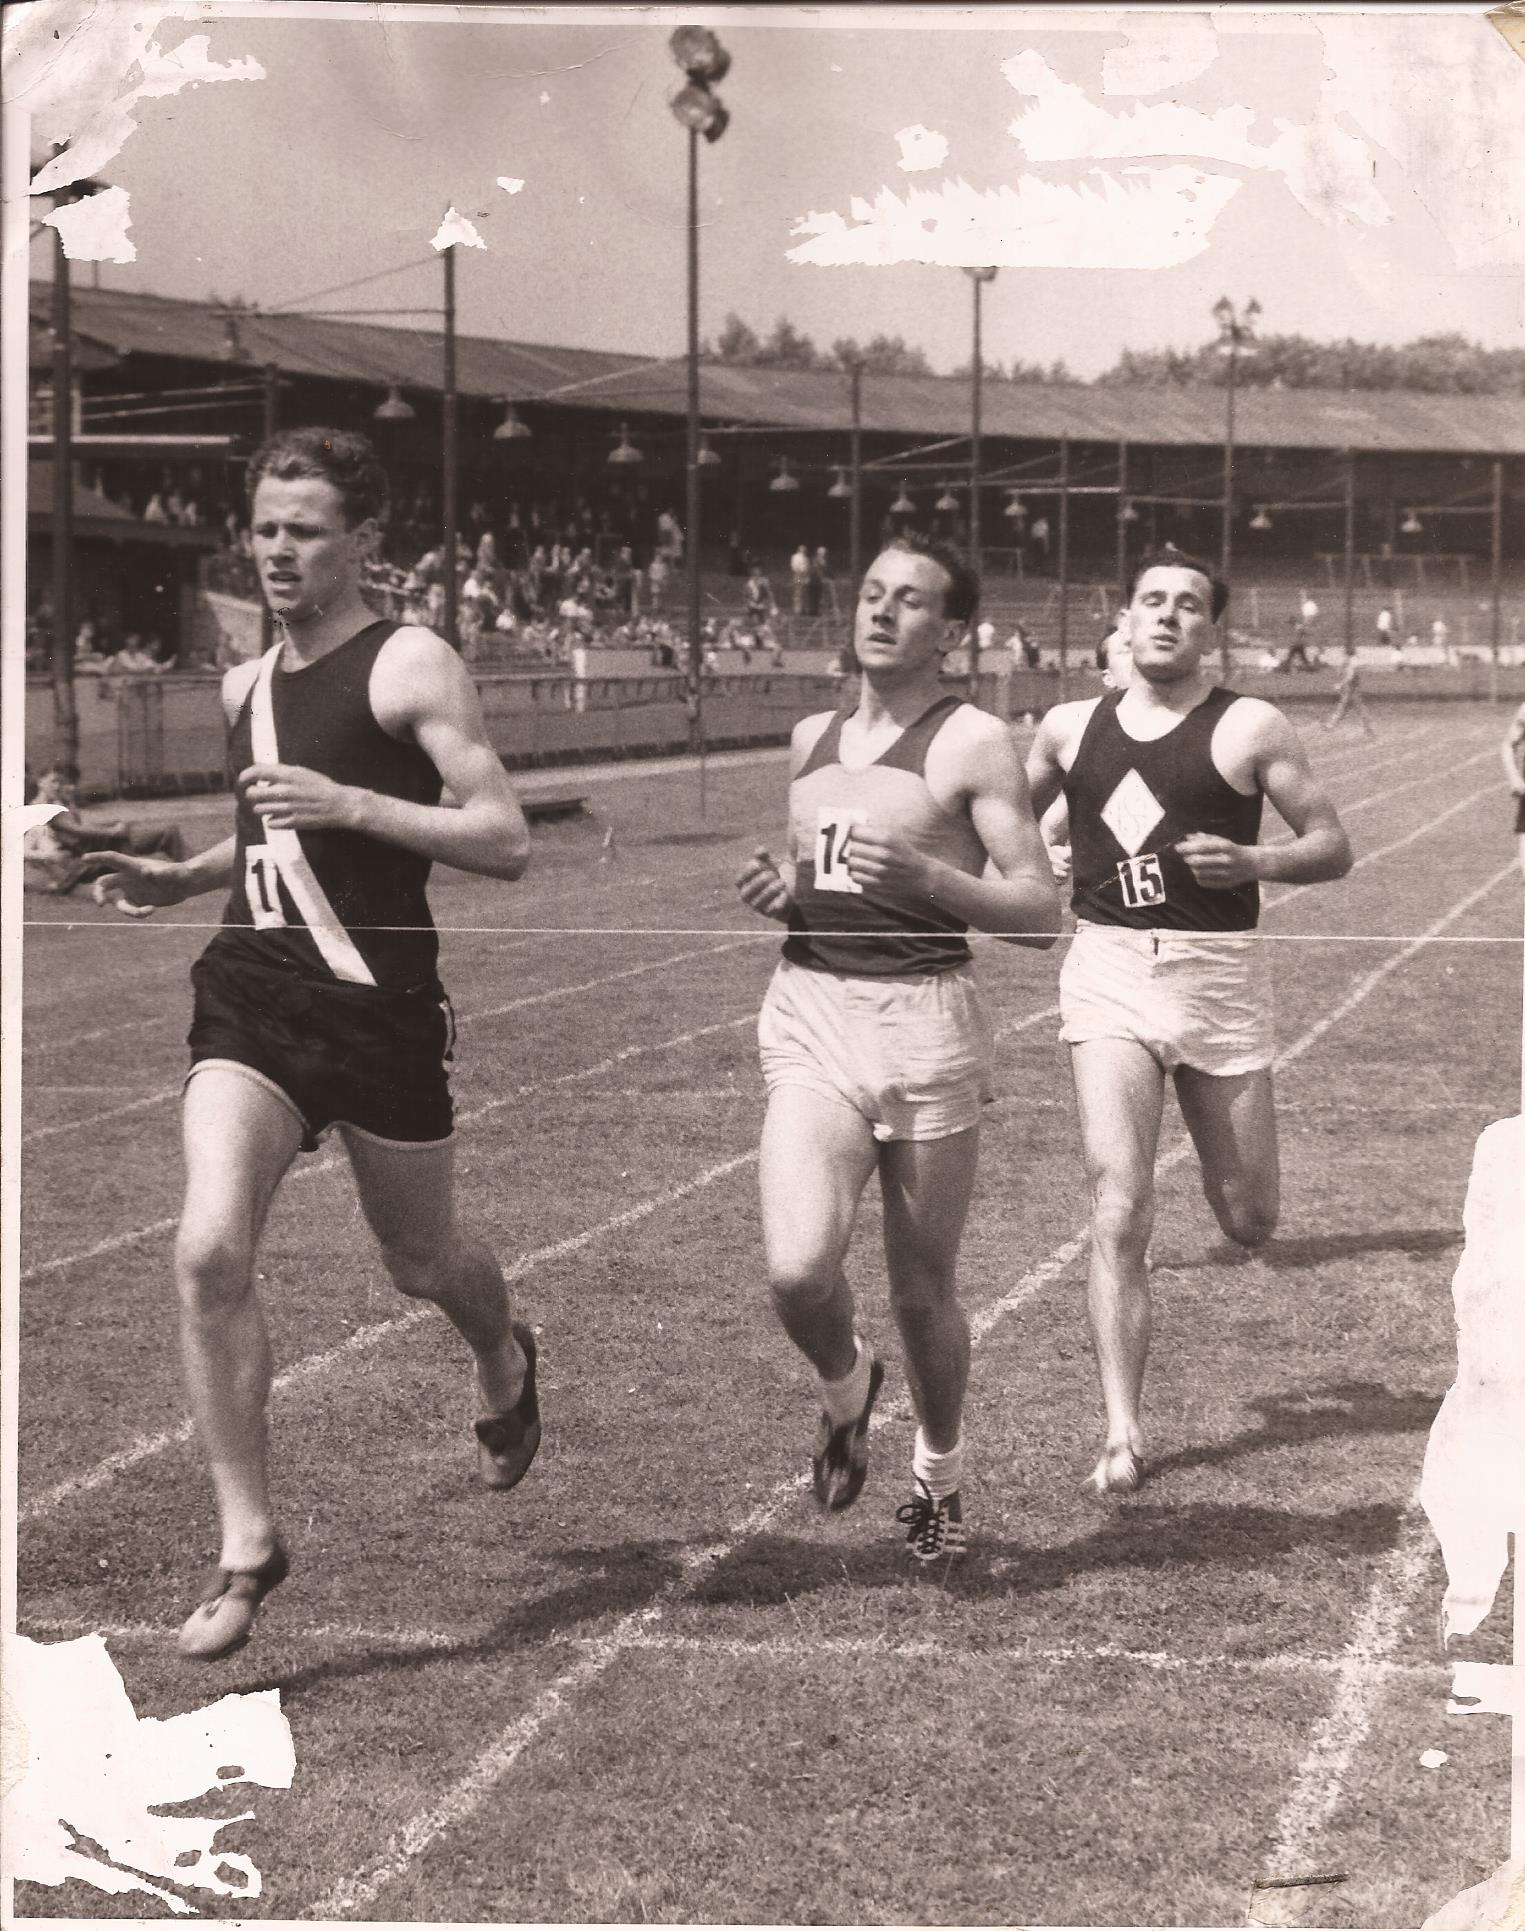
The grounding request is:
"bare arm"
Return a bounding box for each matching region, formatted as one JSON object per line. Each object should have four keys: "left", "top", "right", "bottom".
{"left": 850, "top": 718, "right": 1062, "bottom": 948}
{"left": 1023, "top": 709, "right": 1070, "bottom": 821}
{"left": 1180, "top": 710, "right": 1352, "bottom": 889}
{"left": 735, "top": 714, "right": 823, "bottom": 921}
{"left": 1502, "top": 705, "right": 1525, "bottom": 794}
{"left": 242, "top": 631, "right": 530, "bottom": 880}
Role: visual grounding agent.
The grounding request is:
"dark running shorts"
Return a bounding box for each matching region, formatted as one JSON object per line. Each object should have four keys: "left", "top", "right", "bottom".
{"left": 187, "top": 943, "right": 455, "bottom": 1152}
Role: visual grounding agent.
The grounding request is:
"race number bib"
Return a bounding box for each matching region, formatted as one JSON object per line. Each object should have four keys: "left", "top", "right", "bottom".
{"left": 1116, "top": 851, "right": 1166, "bottom": 911}
{"left": 814, "top": 807, "right": 867, "bottom": 895}
{"left": 244, "top": 845, "right": 287, "bottom": 928}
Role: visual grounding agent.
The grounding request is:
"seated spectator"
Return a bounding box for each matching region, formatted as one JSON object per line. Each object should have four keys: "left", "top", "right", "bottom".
{"left": 143, "top": 493, "right": 170, "bottom": 524}
{"left": 23, "top": 762, "right": 187, "bottom": 895}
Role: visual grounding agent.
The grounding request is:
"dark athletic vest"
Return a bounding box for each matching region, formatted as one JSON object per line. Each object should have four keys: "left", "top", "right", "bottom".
{"left": 1065, "top": 687, "right": 1264, "bottom": 931}
{"left": 212, "top": 621, "right": 444, "bottom": 988}
{"left": 783, "top": 694, "right": 975, "bottom": 976}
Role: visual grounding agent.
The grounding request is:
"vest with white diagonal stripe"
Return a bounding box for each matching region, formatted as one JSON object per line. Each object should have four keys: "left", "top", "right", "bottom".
{"left": 217, "top": 620, "right": 443, "bottom": 987}
{"left": 1064, "top": 686, "right": 1264, "bottom": 931}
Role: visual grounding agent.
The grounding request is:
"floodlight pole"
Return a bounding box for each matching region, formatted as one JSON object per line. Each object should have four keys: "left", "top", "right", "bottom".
{"left": 50, "top": 220, "right": 77, "bottom": 768}
{"left": 1490, "top": 458, "right": 1504, "bottom": 685}
{"left": 965, "top": 267, "right": 996, "bottom": 699}
{"left": 1116, "top": 439, "right": 1129, "bottom": 608}
{"left": 685, "top": 122, "right": 706, "bottom": 805}
{"left": 260, "top": 362, "right": 280, "bottom": 654}
{"left": 442, "top": 245, "right": 459, "bottom": 651}
{"left": 1342, "top": 451, "right": 1357, "bottom": 659}
{"left": 1057, "top": 434, "right": 1071, "bottom": 702}
{"left": 848, "top": 359, "right": 864, "bottom": 610}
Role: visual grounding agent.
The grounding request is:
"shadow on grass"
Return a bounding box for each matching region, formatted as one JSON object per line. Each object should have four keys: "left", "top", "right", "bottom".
{"left": 1148, "top": 1378, "right": 1442, "bottom": 1483}
{"left": 1159, "top": 1226, "right": 1461, "bottom": 1272}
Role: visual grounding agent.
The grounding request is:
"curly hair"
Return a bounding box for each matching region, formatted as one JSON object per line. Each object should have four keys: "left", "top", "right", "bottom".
{"left": 246, "top": 427, "right": 390, "bottom": 530}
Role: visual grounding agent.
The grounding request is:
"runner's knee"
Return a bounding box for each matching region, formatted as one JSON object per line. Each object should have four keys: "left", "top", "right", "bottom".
{"left": 175, "top": 1222, "right": 258, "bottom": 1314}
{"left": 377, "top": 1238, "right": 453, "bottom": 1302}
{"left": 1089, "top": 1182, "right": 1153, "bottom": 1260}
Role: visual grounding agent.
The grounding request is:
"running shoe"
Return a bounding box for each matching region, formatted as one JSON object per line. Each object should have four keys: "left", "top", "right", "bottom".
{"left": 811, "top": 1353, "right": 885, "bottom": 1513}
{"left": 177, "top": 1541, "right": 290, "bottom": 1661}
{"left": 897, "top": 1479, "right": 966, "bottom": 1563}
{"left": 1084, "top": 1442, "right": 1146, "bottom": 1499}
{"left": 475, "top": 1321, "right": 542, "bottom": 1491}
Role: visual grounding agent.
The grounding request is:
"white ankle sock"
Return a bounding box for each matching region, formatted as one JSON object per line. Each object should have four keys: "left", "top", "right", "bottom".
{"left": 912, "top": 1429, "right": 963, "bottom": 1502}
{"left": 820, "top": 1336, "right": 872, "bottom": 1425}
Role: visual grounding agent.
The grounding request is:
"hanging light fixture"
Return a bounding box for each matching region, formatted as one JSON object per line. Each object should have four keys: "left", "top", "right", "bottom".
{"left": 826, "top": 466, "right": 852, "bottom": 500}
{"left": 697, "top": 435, "right": 722, "bottom": 468}
{"left": 890, "top": 481, "right": 915, "bottom": 515}
{"left": 1400, "top": 508, "right": 1423, "bottom": 535}
{"left": 608, "top": 421, "right": 643, "bottom": 465}
{"left": 1249, "top": 505, "right": 1272, "bottom": 531}
{"left": 374, "top": 385, "right": 416, "bottom": 422}
{"left": 769, "top": 457, "right": 801, "bottom": 493}
{"left": 1004, "top": 491, "right": 1027, "bottom": 522}
{"left": 935, "top": 481, "right": 960, "bottom": 513}
{"left": 493, "top": 401, "right": 531, "bottom": 441}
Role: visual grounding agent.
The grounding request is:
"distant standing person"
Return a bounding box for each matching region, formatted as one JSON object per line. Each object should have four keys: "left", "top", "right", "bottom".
{"left": 1502, "top": 699, "right": 1525, "bottom": 879}
{"left": 1026, "top": 550, "right": 1352, "bottom": 1496}
{"left": 93, "top": 428, "right": 541, "bottom": 1661}
{"left": 1324, "top": 643, "right": 1377, "bottom": 737}
{"left": 1431, "top": 615, "right": 1453, "bottom": 665}
{"left": 736, "top": 533, "right": 1061, "bottom": 1560}
{"left": 1375, "top": 606, "right": 1395, "bottom": 654}
{"left": 790, "top": 544, "right": 812, "bottom": 616}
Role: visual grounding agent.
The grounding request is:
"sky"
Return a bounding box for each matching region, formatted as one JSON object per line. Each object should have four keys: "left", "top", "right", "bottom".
{"left": 12, "top": 3, "right": 1525, "bottom": 381}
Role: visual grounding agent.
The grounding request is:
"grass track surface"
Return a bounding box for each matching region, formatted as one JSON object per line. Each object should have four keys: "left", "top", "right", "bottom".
{"left": 15, "top": 700, "right": 1520, "bottom": 1924}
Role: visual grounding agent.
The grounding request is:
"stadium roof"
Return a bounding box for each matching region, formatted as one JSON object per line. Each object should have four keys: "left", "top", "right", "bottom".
{"left": 32, "top": 283, "right": 1525, "bottom": 459}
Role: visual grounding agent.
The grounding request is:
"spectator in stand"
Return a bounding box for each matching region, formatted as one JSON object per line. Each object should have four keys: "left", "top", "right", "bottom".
{"left": 790, "top": 544, "right": 812, "bottom": 615}
{"left": 744, "top": 567, "right": 776, "bottom": 641}
{"left": 1029, "top": 514, "right": 1051, "bottom": 571}
{"left": 1009, "top": 621, "right": 1040, "bottom": 670}
{"left": 143, "top": 493, "right": 170, "bottom": 524}
{"left": 1432, "top": 615, "right": 1453, "bottom": 665}
{"left": 612, "top": 544, "right": 639, "bottom": 618}
{"left": 656, "top": 509, "right": 684, "bottom": 562}
{"left": 648, "top": 551, "right": 670, "bottom": 613}
{"left": 804, "top": 550, "right": 824, "bottom": 618}
{"left": 1375, "top": 605, "right": 1395, "bottom": 653}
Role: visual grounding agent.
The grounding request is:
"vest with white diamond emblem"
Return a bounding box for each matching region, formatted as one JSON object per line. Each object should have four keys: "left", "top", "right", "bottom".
{"left": 1064, "top": 687, "right": 1264, "bottom": 930}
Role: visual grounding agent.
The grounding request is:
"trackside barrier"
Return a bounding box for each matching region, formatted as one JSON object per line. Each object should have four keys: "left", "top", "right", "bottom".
{"left": 26, "top": 663, "right": 1525, "bottom": 801}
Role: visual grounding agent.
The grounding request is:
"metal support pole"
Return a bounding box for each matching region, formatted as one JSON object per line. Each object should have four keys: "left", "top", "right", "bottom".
{"left": 260, "top": 362, "right": 279, "bottom": 654}
{"left": 685, "top": 126, "right": 706, "bottom": 811}
{"left": 51, "top": 222, "right": 78, "bottom": 768}
{"left": 968, "top": 276, "right": 984, "bottom": 698}
{"left": 1116, "top": 439, "right": 1129, "bottom": 608}
{"left": 1057, "top": 435, "right": 1071, "bottom": 701}
{"left": 442, "top": 246, "right": 459, "bottom": 651}
{"left": 1490, "top": 458, "right": 1504, "bottom": 688}
{"left": 848, "top": 360, "right": 863, "bottom": 614}
{"left": 1343, "top": 451, "right": 1357, "bottom": 659}
{"left": 1221, "top": 344, "right": 1236, "bottom": 681}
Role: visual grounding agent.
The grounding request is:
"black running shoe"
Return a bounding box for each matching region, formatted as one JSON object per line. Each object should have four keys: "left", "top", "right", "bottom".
{"left": 897, "top": 1479, "right": 966, "bottom": 1563}
{"left": 177, "top": 1541, "right": 290, "bottom": 1661}
{"left": 811, "top": 1353, "right": 885, "bottom": 1512}
{"left": 475, "top": 1321, "right": 542, "bottom": 1491}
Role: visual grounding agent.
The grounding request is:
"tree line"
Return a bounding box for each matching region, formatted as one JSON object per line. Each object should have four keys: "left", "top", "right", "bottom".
{"left": 705, "top": 314, "right": 1525, "bottom": 394}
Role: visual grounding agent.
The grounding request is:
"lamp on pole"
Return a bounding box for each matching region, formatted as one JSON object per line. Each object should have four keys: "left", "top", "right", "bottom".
{"left": 668, "top": 24, "right": 731, "bottom": 805}
{"left": 1212, "top": 295, "right": 1259, "bottom": 675}
{"left": 965, "top": 266, "right": 998, "bottom": 698}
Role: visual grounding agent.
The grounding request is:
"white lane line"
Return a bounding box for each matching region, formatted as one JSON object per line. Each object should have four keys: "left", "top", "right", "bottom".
{"left": 1263, "top": 779, "right": 1500, "bottom": 912}
{"left": 1247, "top": 1500, "right": 1436, "bottom": 1926}
{"left": 19, "top": 937, "right": 762, "bottom": 1145}
{"left": 16, "top": 1008, "right": 757, "bottom": 1285}
{"left": 17, "top": 1150, "right": 758, "bottom": 1525}
{"left": 565, "top": 1629, "right": 1445, "bottom": 1681}
{"left": 299, "top": 863, "right": 1516, "bottom": 1922}
{"left": 15, "top": 1616, "right": 1447, "bottom": 1687}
